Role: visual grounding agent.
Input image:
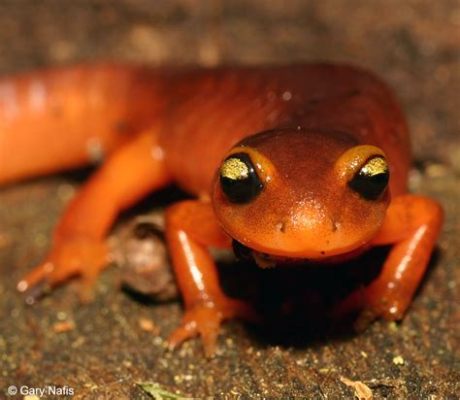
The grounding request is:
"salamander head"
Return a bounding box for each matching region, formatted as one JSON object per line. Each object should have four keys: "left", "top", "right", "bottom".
{"left": 212, "top": 128, "right": 390, "bottom": 262}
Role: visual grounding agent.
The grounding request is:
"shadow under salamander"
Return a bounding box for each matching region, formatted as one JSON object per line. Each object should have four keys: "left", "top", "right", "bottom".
{"left": 221, "top": 246, "right": 441, "bottom": 349}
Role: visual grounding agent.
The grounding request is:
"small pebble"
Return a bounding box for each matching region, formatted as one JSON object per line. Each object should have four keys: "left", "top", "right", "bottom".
{"left": 392, "top": 355, "right": 405, "bottom": 365}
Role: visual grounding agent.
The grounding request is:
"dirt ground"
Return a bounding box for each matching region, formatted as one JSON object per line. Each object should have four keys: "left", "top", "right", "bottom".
{"left": 0, "top": 1, "right": 459, "bottom": 399}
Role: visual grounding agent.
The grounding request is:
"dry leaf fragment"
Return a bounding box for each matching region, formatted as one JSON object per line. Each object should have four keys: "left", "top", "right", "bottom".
{"left": 138, "top": 382, "right": 187, "bottom": 400}
{"left": 52, "top": 320, "right": 75, "bottom": 333}
{"left": 340, "top": 376, "right": 373, "bottom": 400}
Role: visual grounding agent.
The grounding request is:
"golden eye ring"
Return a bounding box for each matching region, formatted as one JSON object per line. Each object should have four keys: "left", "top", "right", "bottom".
{"left": 219, "top": 153, "right": 263, "bottom": 203}
{"left": 348, "top": 156, "right": 389, "bottom": 200}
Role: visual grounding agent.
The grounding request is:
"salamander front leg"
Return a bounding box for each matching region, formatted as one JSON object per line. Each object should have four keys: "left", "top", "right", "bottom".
{"left": 165, "top": 200, "right": 257, "bottom": 356}
{"left": 341, "top": 194, "right": 443, "bottom": 327}
{"left": 17, "top": 130, "right": 171, "bottom": 303}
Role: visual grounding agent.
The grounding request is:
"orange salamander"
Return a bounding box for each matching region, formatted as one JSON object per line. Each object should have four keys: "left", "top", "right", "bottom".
{"left": 0, "top": 64, "right": 443, "bottom": 355}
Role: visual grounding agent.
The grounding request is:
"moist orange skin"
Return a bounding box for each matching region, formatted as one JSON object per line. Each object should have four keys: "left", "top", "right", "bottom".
{"left": 0, "top": 63, "right": 443, "bottom": 356}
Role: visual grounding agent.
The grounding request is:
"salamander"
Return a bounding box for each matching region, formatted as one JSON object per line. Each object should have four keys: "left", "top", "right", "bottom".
{"left": 0, "top": 63, "right": 443, "bottom": 356}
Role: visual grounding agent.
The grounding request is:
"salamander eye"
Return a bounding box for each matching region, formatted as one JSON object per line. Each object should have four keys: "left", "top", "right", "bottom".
{"left": 219, "top": 153, "right": 263, "bottom": 203}
{"left": 348, "top": 156, "right": 389, "bottom": 200}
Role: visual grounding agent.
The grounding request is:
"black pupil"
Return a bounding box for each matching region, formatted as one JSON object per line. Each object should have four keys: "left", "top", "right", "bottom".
{"left": 220, "top": 153, "right": 263, "bottom": 203}
{"left": 348, "top": 158, "right": 389, "bottom": 200}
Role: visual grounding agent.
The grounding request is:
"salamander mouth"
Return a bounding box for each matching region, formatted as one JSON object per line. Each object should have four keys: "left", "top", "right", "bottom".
{"left": 232, "top": 240, "right": 307, "bottom": 268}
{"left": 231, "top": 240, "right": 368, "bottom": 268}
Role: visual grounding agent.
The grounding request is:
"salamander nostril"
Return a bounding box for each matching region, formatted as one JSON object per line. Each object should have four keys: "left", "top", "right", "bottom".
{"left": 276, "top": 221, "right": 286, "bottom": 233}
{"left": 331, "top": 220, "right": 338, "bottom": 232}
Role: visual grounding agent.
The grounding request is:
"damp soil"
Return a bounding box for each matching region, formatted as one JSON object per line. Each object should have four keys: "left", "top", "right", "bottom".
{"left": 0, "top": 1, "right": 459, "bottom": 399}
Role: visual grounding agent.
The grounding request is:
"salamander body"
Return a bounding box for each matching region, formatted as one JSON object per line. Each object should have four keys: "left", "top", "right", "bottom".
{"left": 0, "top": 64, "right": 443, "bottom": 355}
